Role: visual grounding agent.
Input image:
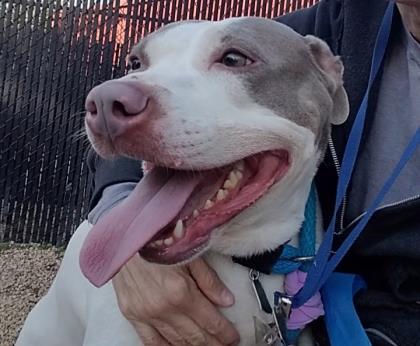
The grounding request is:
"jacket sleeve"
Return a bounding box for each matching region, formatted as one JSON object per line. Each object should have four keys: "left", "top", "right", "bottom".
{"left": 87, "top": 148, "right": 143, "bottom": 211}
{"left": 276, "top": 0, "right": 343, "bottom": 55}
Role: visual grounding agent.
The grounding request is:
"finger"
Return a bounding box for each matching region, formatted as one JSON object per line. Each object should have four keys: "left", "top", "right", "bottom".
{"left": 112, "top": 262, "right": 144, "bottom": 321}
{"left": 186, "top": 293, "right": 240, "bottom": 345}
{"left": 152, "top": 319, "right": 188, "bottom": 346}
{"left": 188, "top": 258, "right": 234, "bottom": 307}
{"left": 163, "top": 314, "right": 212, "bottom": 346}
{"left": 161, "top": 315, "right": 225, "bottom": 346}
{"left": 131, "top": 321, "right": 171, "bottom": 346}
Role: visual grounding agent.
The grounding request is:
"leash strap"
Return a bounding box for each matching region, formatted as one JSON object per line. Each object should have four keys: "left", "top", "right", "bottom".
{"left": 250, "top": 269, "right": 274, "bottom": 314}
{"left": 293, "top": 2, "right": 420, "bottom": 308}
{"left": 322, "top": 273, "right": 370, "bottom": 346}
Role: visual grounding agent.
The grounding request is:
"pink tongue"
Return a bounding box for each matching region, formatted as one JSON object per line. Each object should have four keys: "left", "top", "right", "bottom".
{"left": 79, "top": 168, "right": 203, "bottom": 287}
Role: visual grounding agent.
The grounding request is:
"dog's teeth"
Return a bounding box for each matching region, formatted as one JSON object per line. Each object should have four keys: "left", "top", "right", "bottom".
{"left": 150, "top": 239, "right": 163, "bottom": 247}
{"left": 141, "top": 161, "right": 147, "bottom": 172}
{"left": 193, "top": 209, "right": 199, "bottom": 218}
{"left": 229, "top": 171, "right": 239, "bottom": 187}
{"left": 164, "top": 237, "right": 174, "bottom": 245}
{"left": 204, "top": 200, "right": 214, "bottom": 209}
{"left": 173, "top": 220, "right": 184, "bottom": 239}
{"left": 234, "top": 170, "right": 243, "bottom": 181}
{"left": 223, "top": 170, "right": 239, "bottom": 190}
{"left": 235, "top": 160, "right": 245, "bottom": 171}
{"left": 223, "top": 179, "right": 232, "bottom": 189}
{"left": 216, "top": 189, "right": 226, "bottom": 201}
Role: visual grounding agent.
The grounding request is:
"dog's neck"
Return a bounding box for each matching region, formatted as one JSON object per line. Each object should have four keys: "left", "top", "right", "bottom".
{"left": 231, "top": 183, "right": 318, "bottom": 275}
{"left": 209, "top": 146, "right": 321, "bottom": 259}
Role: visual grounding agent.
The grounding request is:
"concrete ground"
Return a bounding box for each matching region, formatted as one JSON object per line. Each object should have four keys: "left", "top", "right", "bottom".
{"left": 0, "top": 243, "right": 63, "bottom": 346}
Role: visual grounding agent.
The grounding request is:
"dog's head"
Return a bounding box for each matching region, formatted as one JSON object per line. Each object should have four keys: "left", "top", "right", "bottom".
{"left": 80, "top": 18, "right": 348, "bottom": 287}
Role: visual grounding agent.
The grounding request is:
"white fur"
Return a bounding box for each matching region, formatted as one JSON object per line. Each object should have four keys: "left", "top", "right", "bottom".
{"left": 18, "top": 221, "right": 321, "bottom": 346}
{"left": 95, "top": 18, "right": 321, "bottom": 256}
{"left": 18, "top": 18, "right": 348, "bottom": 346}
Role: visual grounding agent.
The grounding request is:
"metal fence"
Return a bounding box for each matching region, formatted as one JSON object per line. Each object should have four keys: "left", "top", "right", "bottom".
{"left": 0, "top": 0, "right": 318, "bottom": 246}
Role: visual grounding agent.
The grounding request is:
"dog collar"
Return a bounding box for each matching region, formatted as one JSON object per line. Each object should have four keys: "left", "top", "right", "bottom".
{"left": 232, "top": 184, "right": 317, "bottom": 275}
{"left": 233, "top": 184, "right": 323, "bottom": 345}
{"left": 231, "top": 244, "right": 285, "bottom": 275}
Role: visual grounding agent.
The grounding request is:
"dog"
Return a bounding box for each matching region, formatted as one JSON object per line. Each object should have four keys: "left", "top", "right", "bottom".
{"left": 17, "top": 17, "right": 348, "bottom": 346}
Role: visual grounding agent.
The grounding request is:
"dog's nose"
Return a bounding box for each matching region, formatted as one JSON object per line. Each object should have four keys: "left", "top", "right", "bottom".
{"left": 85, "top": 80, "right": 149, "bottom": 138}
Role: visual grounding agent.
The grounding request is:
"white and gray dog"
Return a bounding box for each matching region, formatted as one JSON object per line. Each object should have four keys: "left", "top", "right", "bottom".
{"left": 18, "top": 17, "right": 348, "bottom": 346}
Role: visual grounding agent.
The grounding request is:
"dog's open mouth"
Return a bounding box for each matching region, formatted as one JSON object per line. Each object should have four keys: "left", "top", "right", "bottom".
{"left": 79, "top": 150, "right": 289, "bottom": 287}
{"left": 140, "top": 150, "right": 290, "bottom": 264}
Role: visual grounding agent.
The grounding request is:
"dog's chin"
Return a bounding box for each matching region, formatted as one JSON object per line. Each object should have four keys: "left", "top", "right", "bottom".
{"left": 137, "top": 149, "right": 291, "bottom": 265}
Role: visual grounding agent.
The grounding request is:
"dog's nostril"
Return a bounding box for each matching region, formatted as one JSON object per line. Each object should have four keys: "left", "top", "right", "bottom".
{"left": 112, "top": 100, "right": 135, "bottom": 117}
{"left": 86, "top": 100, "right": 98, "bottom": 115}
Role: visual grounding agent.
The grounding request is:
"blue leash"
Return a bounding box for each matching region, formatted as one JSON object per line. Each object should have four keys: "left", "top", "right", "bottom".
{"left": 322, "top": 273, "right": 370, "bottom": 346}
{"left": 288, "top": 1, "right": 419, "bottom": 343}
{"left": 272, "top": 183, "right": 317, "bottom": 274}
{"left": 260, "top": 4, "right": 418, "bottom": 344}
{"left": 293, "top": 1, "right": 400, "bottom": 308}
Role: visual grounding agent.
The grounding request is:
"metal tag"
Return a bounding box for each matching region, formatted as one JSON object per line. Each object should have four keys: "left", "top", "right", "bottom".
{"left": 271, "top": 304, "right": 287, "bottom": 345}
{"left": 273, "top": 292, "right": 293, "bottom": 344}
{"left": 250, "top": 270, "right": 292, "bottom": 346}
{"left": 253, "top": 316, "right": 284, "bottom": 346}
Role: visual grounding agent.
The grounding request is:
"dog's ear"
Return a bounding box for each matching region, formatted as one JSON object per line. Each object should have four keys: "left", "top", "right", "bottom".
{"left": 304, "top": 35, "right": 349, "bottom": 125}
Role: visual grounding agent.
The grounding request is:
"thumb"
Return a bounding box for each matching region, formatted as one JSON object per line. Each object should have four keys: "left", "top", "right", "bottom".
{"left": 188, "top": 257, "right": 235, "bottom": 307}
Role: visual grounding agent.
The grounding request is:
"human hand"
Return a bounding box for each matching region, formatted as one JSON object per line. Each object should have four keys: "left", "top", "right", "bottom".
{"left": 112, "top": 254, "right": 240, "bottom": 346}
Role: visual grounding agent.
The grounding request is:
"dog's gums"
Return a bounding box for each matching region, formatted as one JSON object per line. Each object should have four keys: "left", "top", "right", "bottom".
{"left": 19, "top": 17, "right": 350, "bottom": 346}
{"left": 139, "top": 150, "right": 290, "bottom": 264}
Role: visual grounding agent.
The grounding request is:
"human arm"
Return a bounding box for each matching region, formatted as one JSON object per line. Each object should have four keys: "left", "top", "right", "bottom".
{"left": 86, "top": 148, "right": 142, "bottom": 211}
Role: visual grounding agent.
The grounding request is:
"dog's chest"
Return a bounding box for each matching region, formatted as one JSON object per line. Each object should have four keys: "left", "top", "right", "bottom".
{"left": 204, "top": 252, "right": 286, "bottom": 345}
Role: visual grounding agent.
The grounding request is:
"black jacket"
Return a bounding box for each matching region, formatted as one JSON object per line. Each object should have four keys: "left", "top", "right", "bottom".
{"left": 87, "top": 1, "right": 420, "bottom": 344}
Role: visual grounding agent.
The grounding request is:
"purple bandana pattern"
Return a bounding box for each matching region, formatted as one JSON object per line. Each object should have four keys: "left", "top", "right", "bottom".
{"left": 284, "top": 270, "right": 324, "bottom": 330}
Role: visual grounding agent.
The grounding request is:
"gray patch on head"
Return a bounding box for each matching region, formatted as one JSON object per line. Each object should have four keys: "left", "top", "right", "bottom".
{"left": 222, "top": 18, "right": 338, "bottom": 154}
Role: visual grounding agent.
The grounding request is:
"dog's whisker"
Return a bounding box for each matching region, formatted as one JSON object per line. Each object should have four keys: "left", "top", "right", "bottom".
{"left": 71, "top": 129, "right": 88, "bottom": 142}
{"left": 19, "top": 18, "right": 342, "bottom": 345}
{"left": 166, "top": 150, "right": 178, "bottom": 171}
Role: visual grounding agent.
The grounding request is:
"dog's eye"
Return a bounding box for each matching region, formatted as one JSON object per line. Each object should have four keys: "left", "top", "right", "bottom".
{"left": 129, "top": 57, "right": 142, "bottom": 71}
{"left": 220, "top": 51, "right": 252, "bottom": 67}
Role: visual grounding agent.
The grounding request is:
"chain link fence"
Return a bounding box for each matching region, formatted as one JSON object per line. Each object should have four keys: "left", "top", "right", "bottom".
{"left": 0, "top": 0, "right": 317, "bottom": 246}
